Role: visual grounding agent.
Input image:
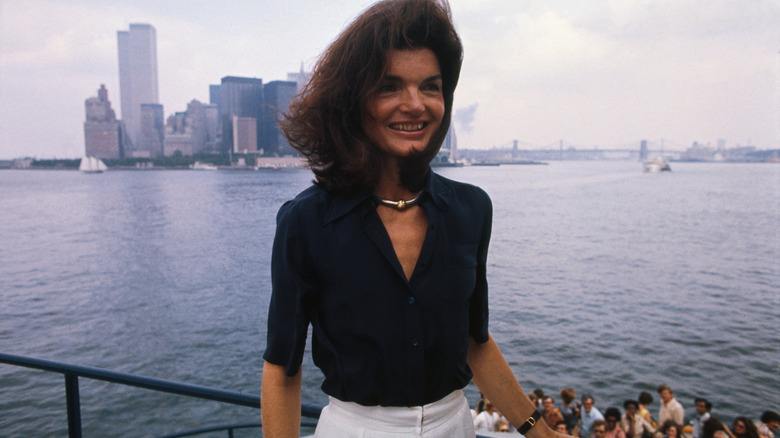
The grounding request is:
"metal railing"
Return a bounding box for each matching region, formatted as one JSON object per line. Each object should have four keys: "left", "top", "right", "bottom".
{"left": 0, "top": 352, "right": 322, "bottom": 437}
{"left": 1, "top": 352, "right": 500, "bottom": 437}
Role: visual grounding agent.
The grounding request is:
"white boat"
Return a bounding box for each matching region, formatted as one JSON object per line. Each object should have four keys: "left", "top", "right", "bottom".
{"left": 643, "top": 157, "right": 671, "bottom": 173}
{"left": 79, "top": 156, "right": 108, "bottom": 173}
{"left": 191, "top": 161, "right": 218, "bottom": 170}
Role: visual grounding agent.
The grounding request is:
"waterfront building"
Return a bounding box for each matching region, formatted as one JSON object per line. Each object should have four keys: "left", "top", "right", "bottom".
{"left": 83, "top": 84, "right": 127, "bottom": 159}
{"left": 117, "top": 23, "right": 159, "bottom": 155}
{"left": 139, "top": 103, "right": 165, "bottom": 158}
{"left": 432, "top": 126, "right": 457, "bottom": 165}
{"left": 220, "top": 76, "right": 263, "bottom": 153}
{"left": 203, "top": 103, "right": 220, "bottom": 151}
{"left": 262, "top": 80, "right": 298, "bottom": 156}
{"left": 163, "top": 100, "right": 208, "bottom": 157}
{"left": 232, "top": 116, "right": 257, "bottom": 154}
{"left": 209, "top": 84, "right": 222, "bottom": 143}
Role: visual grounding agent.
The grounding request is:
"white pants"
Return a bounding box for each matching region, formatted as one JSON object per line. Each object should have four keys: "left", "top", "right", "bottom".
{"left": 313, "top": 389, "right": 476, "bottom": 438}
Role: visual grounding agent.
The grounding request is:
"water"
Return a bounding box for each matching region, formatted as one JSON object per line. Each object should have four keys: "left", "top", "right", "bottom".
{"left": 0, "top": 162, "right": 777, "bottom": 437}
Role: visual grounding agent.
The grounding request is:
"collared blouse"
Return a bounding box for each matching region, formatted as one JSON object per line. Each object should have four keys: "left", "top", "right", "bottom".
{"left": 263, "top": 171, "right": 493, "bottom": 407}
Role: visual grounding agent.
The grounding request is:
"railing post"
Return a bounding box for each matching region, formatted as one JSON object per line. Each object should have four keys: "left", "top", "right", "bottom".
{"left": 64, "top": 372, "right": 83, "bottom": 438}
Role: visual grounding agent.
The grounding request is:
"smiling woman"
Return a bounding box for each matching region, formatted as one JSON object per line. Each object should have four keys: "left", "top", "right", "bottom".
{"left": 261, "top": 1, "right": 575, "bottom": 437}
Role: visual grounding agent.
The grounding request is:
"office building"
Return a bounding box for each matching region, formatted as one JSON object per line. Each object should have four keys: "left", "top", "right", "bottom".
{"left": 220, "top": 76, "right": 263, "bottom": 153}
{"left": 139, "top": 104, "right": 165, "bottom": 158}
{"left": 83, "top": 84, "right": 126, "bottom": 159}
{"left": 262, "top": 80, "right": 297, "bottom": 156}
{"left": 232, "top": 116, "right": 257, "bottom": 153}
{"left": 163, "top": 100, "right": 208, "bottom": 157}
{"left": 117, "top": 23, "right": 159, "bottom": 155}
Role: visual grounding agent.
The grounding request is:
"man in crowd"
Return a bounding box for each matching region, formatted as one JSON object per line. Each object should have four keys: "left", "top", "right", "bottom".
{"left": 756, "top": 411, "right": 780, "bottom": 438}
{"left": 658, "top": 384, "right": 685, "bottom": 425}
{"left": 690, "top": 398, "right": 712, "bottom": 438}
{"left": 580, "top": 394, "right": 605, "bottom": 438}
{"left": 543, "top": 396, "right": 565, "bottom": 428}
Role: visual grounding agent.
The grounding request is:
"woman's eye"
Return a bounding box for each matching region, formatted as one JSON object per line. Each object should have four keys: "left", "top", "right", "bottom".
{"left": 378, "top": 84, "right": 396, "bottom": 93}
{"left": 423, "top": 82, "right": 441, "bottom": 92}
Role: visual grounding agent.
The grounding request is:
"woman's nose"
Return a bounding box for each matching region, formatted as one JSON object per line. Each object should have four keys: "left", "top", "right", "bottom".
{"left": 400, "top": 89, "right": 424, "bottom": 114}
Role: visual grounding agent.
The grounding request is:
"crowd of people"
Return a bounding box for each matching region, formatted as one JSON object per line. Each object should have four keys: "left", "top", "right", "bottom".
{"left": 471, "top": 385, "right": 779, "bottom": 438}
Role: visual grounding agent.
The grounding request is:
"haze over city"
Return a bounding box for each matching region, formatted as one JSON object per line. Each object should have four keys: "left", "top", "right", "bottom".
{"left": 0, "top": 0, "right": 777, "bottom": 160}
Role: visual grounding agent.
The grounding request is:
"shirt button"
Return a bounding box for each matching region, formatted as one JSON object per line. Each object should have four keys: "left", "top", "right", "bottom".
{"left": 408, "top": 296, "right": 415, "bottom": 304}
{"left": 411, "top": 338, "right": 419, "bottom": 347}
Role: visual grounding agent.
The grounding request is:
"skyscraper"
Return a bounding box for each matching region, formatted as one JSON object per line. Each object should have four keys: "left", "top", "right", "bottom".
{"left": 220, "top": 76, "right": 263, "bottom": 153}
{"left": 83, "top": 84, "right": 127, "bottom": 159}
{"left": 262, "top": 80, "right": 298, "bottom": 156}
{"left": 117, "top": 24, "right": 159, "bottom": 156}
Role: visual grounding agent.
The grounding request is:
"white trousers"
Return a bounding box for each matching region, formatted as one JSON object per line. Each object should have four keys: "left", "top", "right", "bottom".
{"left": 313, "top": 389, "right": 476, "bottom": 438}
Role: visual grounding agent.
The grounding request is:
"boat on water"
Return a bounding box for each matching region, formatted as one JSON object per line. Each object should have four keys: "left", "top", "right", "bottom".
{"left": 79, "top": 156, "right": 108, "bottom": 173}
{"left": 643, "top": 157, "right": 671, "bottom": 173}
{"left": 191, "top": 161, "right": 219, "bottom": 170}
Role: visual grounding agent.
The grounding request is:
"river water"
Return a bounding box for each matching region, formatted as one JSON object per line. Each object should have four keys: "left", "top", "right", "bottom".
{"left": 0, "top": 162, "right": 777, "bottom": 437}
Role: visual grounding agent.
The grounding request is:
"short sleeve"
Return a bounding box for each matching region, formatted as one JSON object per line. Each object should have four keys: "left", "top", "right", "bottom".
{"left": 263, "top": 201, "right": 319, "bottom": 376}
{"left": 468, "top": 190, "right": 492, "bottom": 343}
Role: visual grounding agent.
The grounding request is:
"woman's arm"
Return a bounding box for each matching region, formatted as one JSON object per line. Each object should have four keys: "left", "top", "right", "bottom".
{"left": 261, "top": 361, "right": 302, "bottom": 438}
{"left": 468, "top": 335, "right": 570, "bottom": 438}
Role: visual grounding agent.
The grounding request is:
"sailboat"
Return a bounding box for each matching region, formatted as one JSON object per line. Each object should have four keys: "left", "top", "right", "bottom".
{"left": 79, "top": 156, "right": 108, "bottom": 173}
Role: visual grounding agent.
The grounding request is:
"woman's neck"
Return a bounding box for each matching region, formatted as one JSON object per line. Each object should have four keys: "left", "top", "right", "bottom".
{"left": 374, "top": 159, "right": 415, "bottom": 200}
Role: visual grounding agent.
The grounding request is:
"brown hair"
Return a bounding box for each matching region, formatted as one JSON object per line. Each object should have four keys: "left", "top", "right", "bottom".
{"left": 281, "top": 0, "right": 463, "bottom": 194}
{"left": 561, "top": 387, "right": 576, "bottom": 405}
{"left": 657, "top": 384, "right": 673, "bottom": 395}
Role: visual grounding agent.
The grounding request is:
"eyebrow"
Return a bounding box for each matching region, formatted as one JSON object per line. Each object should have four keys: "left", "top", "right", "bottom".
{"left": 383, "top": 74, "right": 442, "bottom": 82}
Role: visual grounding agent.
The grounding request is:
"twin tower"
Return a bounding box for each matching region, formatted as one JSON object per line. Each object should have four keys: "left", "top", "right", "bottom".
{"left": 84, "top": 24, "right": 299, "bottom": 160}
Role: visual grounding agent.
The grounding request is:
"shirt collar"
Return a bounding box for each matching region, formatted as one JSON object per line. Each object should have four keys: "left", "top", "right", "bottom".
{"left": 323, "top": 168, "right": 451, "bottom": 225}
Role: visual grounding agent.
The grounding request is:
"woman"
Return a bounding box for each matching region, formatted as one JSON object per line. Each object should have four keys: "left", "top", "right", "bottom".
{"left": 604, "top": 407, "right": 627, "bottom": 438}
{"left": 560, "top": 387, "right": 581, "bottom": 434}
{"left": 622, "top": 400, "right": 656, "bottom": 438}
{"left": 260, "top": 1, "right": 570, "bottom": 437}
{"left": 659, "top": 420, "right": 682, "bottom": 438}
{"left": 474, "top": 398, "right": 502, "bottom": 432}
{"left": 732, "top": 417, "right": 760, "bottom": 438}
{"left": 703, "top": 417, "right": 737, "bottom": 438}
{"left": 638, "top": 391, "right": 655, "bottom": 426}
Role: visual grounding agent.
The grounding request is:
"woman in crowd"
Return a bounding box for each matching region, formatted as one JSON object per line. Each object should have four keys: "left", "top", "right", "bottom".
{"left": 638, "top": 391, "right": 655, "bottom": 426}
{"left": 703, "top": 417, "right": 736, "bottom": 438}
{"left": 732, "top": 417, "right": 760, "bottom": 438}
{"left": 260, "top": 1, "right": 574, "bottom": 437}
{"left": 561, "top": 388, "right": 581, "bottom": 434}
{"left": 604, "top": 407, "right": 627, "bottom": 438}
{"left": 659, "top": 420, "right": 682, "bottom": 438}
{"left": 622, "top": 400, "right": 656, "bottom": 438}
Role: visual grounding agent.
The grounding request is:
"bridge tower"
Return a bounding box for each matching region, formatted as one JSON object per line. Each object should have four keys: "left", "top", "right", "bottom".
{"left": 639, "top": 140, "right": 648, "bottom": 161}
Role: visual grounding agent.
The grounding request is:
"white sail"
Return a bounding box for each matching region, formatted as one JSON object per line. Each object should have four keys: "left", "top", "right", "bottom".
{"left": 79, "top": 156, "right": 107, "bottom": 173}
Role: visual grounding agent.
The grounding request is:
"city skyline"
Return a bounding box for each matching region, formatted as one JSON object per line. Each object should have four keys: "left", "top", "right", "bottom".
{"left": 0, "top": 0, "right": 778, "bottom": 159}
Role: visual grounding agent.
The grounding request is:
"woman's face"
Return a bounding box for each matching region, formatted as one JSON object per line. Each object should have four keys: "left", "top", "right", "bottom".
{"left": 364, "top": 48, "right": 445, "bottom": 161}
{"left": 668, "top": 426, "right": 678, "bottom": 437}
{"left": 556, "top": 424, "right": 569, "bottom": 434}
{"left": 733, "top": 421, "right": 746, "bottom": 435}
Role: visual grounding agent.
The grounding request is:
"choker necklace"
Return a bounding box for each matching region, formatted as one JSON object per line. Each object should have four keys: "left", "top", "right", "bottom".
{"left": 374, "top": 192, "right": 423, "bottom": 210}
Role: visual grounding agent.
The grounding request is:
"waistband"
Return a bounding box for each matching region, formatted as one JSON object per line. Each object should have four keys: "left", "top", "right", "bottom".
{"left": 324, "top": 389, "right": 468, "bottom": 433}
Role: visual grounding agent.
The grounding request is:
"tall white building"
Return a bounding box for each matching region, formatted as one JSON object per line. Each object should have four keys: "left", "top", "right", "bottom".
{"left": 117, "top": 24, "right": 159, "bottom": 155}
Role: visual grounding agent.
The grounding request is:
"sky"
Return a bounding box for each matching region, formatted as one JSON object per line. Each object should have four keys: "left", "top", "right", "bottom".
{"left": 0, "top": 0, "right": 778, "bottom": 159}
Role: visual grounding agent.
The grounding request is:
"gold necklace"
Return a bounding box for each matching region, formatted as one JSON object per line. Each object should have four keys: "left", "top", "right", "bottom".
{"left": 374, "top": 192, "right": 422, "bottom": 210}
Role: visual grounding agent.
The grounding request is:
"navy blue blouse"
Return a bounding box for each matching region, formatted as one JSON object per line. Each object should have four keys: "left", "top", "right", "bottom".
{"left": 263, "top": 170, "right": 492, "bottom": 407}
